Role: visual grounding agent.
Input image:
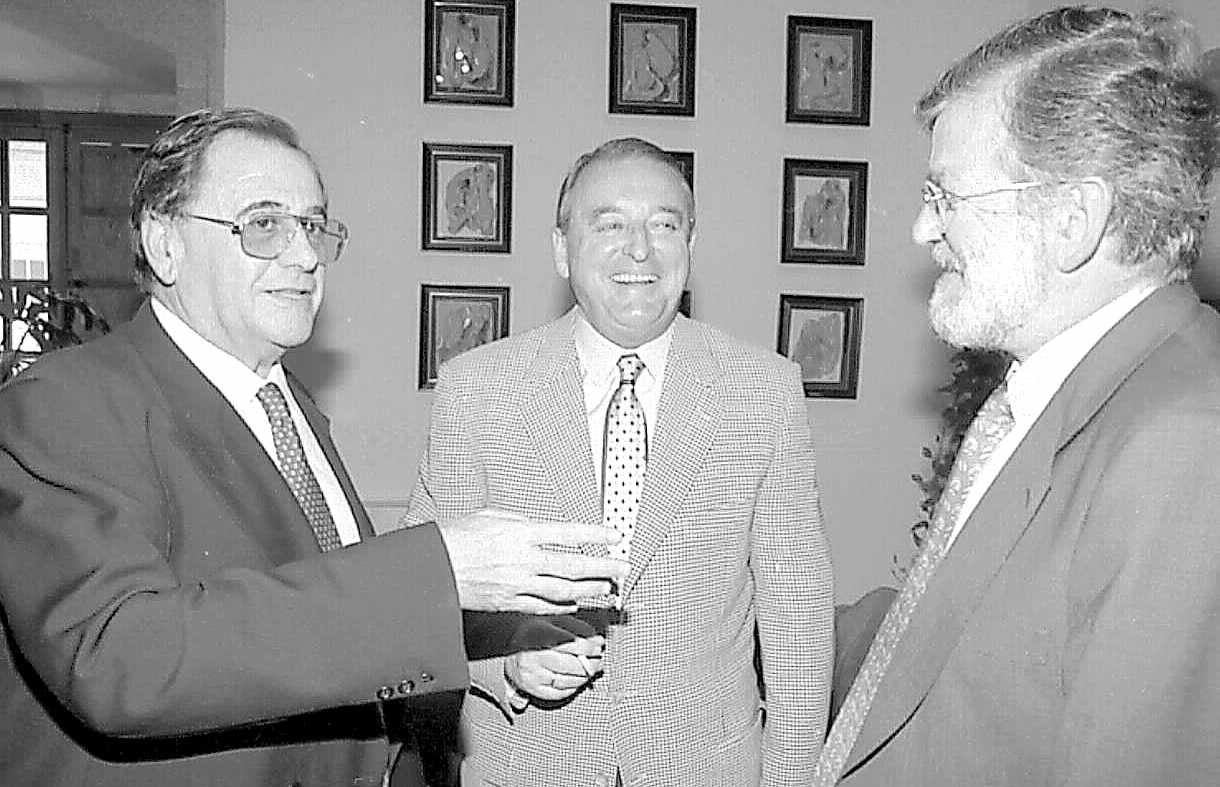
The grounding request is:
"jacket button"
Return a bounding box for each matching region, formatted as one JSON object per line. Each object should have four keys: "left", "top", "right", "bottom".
{"left": 376, "top": 686, "right": 394, "bottom": 701}
{"left": 398, "top": 680, "right": 415, "bottom": 695}
{"left": 419, "top": 671, "right": 434, "bottom": 683}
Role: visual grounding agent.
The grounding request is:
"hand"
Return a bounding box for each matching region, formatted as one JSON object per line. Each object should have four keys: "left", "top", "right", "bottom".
{"left": 505, "top": 617, "right": 605, "bottom": 702}
{"left": 438, "top": 509, "right": 629, "bottom": 614}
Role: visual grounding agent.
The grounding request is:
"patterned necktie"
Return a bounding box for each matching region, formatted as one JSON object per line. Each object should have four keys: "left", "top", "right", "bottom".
{"left": 602, "top": 354, "right": 647, "bottom": 561}
{"left": 256, "top": 382, "right": 344, "bottom": 553}
{"left": 814, "top": 383, "right": 1014, "bottom": 784}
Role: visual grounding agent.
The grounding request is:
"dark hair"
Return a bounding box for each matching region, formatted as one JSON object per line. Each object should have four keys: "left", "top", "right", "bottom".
{"left": 129, "top": 107, "right": 320, "bottom": 289}
{"left": 554, "top": 137, "right": 695, "bottom": 232}
{"left": 916, "top": 6, "right": 1218, "bottom": 279}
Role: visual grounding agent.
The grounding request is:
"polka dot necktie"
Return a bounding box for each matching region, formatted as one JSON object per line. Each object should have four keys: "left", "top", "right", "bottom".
{"left": 256, "top": 382, "right": 344, "bottom": 553}
{"left": 814, "top": 383, "right": 1015, "bottom": 785}
{"left": 602, "top": 354, "right": 647, "bottom": 561}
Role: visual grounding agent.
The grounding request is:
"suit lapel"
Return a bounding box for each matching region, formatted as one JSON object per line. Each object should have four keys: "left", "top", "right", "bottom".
{"left": 624, "top": 317, "right": 722, "bottom": 599}
{"left": 518, "top": 312, "right": 602, "bottom": 526}
{"left": 845, "top": 284, "right": 1202, "bottom": 774}
{"left": 126, "top": 305, "right": 322, "bottom": 563}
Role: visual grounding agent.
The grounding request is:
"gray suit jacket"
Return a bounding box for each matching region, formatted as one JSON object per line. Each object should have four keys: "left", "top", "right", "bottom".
{"left": 406, "top": 310, "right": 834, "bottom": 786}
{"left": 843, "top": 284, "right": 1220, "bottom": 786}
{"left": 0, "top": 303, "right": 468, "bottom": 787}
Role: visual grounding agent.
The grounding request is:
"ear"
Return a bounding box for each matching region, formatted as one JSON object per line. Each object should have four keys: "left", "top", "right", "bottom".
{"left": 140, "top": 212, "right": 184, "bottom": 286}
{"left": 1052, "top": 177, "right": 1111, "bottom": 274}
{"left": 687, "top": 227, "right": 697, "bottom": 259}
{"left": 551, "top": 226, "right": 570, "bottom": 280}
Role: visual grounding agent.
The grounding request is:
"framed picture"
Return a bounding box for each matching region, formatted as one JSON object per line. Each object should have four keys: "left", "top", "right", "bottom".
{"left": 781, "top": 158, "right": 868, "bottom": 265}
{"left": 418, "top": 284, "right": 511, "bottom": 389}
{"left": 785, "top": 15, "right": 872, "bottom": 126}
{"left": 609, "top": 4, "right": 697, "bottom": 117}
{"left": 664, "top": 149, "right": 694, "bottom": 189}
{"left": 421, "top": 142, "right": 512, "bottom": 253}
{"left": 777, "top": 294, "right": 863, "bottom": 399}
{"left": 423, "top": 0, "right": 515, "bottom": 107}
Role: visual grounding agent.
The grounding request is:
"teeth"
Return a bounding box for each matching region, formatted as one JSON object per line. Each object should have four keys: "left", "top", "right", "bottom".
{"left": 611, "top": 273, "right": 657, "bottom": 284}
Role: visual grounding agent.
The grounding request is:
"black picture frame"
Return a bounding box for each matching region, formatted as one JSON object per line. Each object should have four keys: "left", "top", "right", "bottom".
{"left": 421, "top": 142, "right": 512, "bottom": 253}
{"left": 418, "top": 283, "right": 511, "bottom": 389}
{"left": 781, "top": 158, "right": 867, "bottom": 265}
{"left": 664, "top": 149, "right": 694, "bottom": 190}
{"left": 777, "top": 294, "right": 863, "bottom": 399}
{"left": 785, "top": 15, "right": 872, "bottom": 126}
{"left": 609, "top": 4, "right": 697, "bottom": 117}
{"left": 423, "top": 0, "right": 515, "bottom": 107}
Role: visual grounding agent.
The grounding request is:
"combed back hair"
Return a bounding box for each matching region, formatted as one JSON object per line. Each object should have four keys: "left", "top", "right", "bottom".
{"left": 554, "top": 137, "right": 695, "bottom": 232}
{"left": 916, "top": 6, "right": 1218, "bottom": 280}
{"left": 129, "top": 107, "right": 320, "bottom": 289}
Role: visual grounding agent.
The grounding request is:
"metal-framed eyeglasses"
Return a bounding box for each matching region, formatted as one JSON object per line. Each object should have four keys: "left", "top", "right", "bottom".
{"left": 920, "top": 180, "right": 1052, "bottom": 227}
{"left": 187, "top": 211, "right": 349, "bottom": 265}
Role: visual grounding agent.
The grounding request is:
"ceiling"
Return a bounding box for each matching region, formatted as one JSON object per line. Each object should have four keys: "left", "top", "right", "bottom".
{"left": 0, "top": 0, "right": 175, "bottom": 94}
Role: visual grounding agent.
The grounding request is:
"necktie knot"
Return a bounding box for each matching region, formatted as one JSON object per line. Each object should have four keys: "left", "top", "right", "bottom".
{"left": 257, "top": 382, "right": 289, "bottom": 421}
{"left": 617, "top": 354, "right": 644, "bottom": 386}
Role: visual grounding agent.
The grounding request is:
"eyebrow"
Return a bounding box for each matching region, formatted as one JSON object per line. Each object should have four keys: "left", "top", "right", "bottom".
{"left": 237, "top": 200, "right": 327, "bottom": 217}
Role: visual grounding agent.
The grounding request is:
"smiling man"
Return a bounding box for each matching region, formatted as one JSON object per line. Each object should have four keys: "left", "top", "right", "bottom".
{"left": 404, "top": 137, "right": 834, "bottom": 786}
{"left": 0, "top": 108, "right": 629, "bottom": 787}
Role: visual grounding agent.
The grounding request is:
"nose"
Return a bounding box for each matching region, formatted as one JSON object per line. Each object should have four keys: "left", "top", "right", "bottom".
{"left": 911, "top": 201, "right": 943, "bottom": 246}
{"left": 623, "top": 223, "right": 651, "bottom": 262}
{"left": 278, "top": 221, "right": 321, "bottom": 272}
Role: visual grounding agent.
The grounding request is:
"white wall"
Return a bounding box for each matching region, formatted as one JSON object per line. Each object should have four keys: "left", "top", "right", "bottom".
{"left": 225, "top": 0, "right": 1219, "bottom": 603}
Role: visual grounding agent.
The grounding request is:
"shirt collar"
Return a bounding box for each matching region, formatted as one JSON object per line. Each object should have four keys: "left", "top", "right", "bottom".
{"left": 150, "top": 296, "right": 287, "bottom": 404}
{"left": 572, "top": 309, "right": 673, "bottom": 389}
{"left": 1005, "top": 282, "right": 1161, "bottom": 426}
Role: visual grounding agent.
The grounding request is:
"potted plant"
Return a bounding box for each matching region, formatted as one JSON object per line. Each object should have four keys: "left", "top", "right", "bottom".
{"left": 0, "top": 285, "right": 111, "bottom": 382}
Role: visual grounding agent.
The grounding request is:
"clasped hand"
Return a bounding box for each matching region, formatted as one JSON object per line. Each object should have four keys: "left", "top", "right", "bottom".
{"left": 505, "top": 616, "right": 605, "bottom": 702}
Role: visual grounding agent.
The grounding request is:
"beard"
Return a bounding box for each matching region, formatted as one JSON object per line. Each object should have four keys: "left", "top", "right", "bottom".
{"left": 927, "top": 233, "right": 1049, "bottom": 352}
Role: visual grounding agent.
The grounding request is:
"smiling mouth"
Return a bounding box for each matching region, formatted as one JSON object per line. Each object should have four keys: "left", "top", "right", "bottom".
{"left": 266, "top": 287, "right": 314, "bottom": 298}
{"left": 610, "top": 272, "right": 658, "bottom": 284}
{"left": 932, "top": 245, "right": 962, "bottom": 274}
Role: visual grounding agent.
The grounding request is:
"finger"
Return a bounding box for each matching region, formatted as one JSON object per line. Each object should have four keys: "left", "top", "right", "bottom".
{"left": 505, "top": 595, "right": 579, "bottom": 615}
{"left": 524, "top": 575, "right": 617, "bottom": 603}
{"left": 553, "top": 636, "right": 606, "bottom": 658}
{"left": 537, "top": 554, "right": 630, "bottom": 583}
{"left": 530, "top": 522, "right": 625, "bottom": 546}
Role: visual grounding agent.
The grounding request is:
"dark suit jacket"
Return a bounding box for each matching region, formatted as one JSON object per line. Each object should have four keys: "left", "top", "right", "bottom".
{"left": 843, "top": 284, "right": 1220, "bottom": 786}
{"left": 0, "top": 303, "right": 468, "bottom": 787}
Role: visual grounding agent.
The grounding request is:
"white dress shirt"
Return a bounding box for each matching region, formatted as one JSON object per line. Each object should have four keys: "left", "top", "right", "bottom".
{"left": 573, "top": 310, "right": 673, "bottom": 487}
{"left": 150, "top": 298, "right": 361, "bottom": 546}
{"left": 947, "top": 283, "right": 1160, "bottom": 550}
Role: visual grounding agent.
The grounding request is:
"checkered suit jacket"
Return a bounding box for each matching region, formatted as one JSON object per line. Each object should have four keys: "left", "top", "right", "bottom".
{"left": 406, "top": 310, "right": 834, "bottom": 786}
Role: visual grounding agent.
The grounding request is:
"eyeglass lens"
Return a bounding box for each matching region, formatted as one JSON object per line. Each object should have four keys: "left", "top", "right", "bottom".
{"left": 241, "top": 214, "right": 346, "bottom": 263}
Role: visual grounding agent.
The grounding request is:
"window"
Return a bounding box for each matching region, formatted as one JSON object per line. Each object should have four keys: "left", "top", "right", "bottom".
{"left": 0, "top": 112, "right": 169, "bottom": 371}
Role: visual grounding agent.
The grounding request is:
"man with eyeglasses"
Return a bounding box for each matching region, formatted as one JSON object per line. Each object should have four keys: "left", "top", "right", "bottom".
{"left": 817, "top": 7, "right": 1220, "bottom": 787}
{"left": 0, "top": 108, "right": 627, "bottom": 787}
{"left": 403, "top": 137, "right": 833, "bottom": 786}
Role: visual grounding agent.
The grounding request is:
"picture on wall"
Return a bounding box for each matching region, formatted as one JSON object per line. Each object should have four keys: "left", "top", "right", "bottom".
{"left": 419, "top": 283, "right": 511, "bottom": 389}
{"left": 664, "top": 149, "right": 694, "bottom": 189}
{"left": 777, "top": 294, "right": 862, "bottom": 399}
{"left": 421, "top": 142, "right": 512, "bottom": 253}
{"left": 785, "top": 15, "right": 873, "bottom": 126}
{"left": 423, "top": 0, "right": 515, "bottom": 107}
{"left": 609, "top": 3, "right": 697, "bottom": 117}
{"left": 781, "top": 158, "right": 868, "bottom": 265}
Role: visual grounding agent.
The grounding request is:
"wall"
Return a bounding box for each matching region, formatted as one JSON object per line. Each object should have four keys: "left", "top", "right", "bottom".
{"left": 225, "top": 0, "right": 1217, "bottom": 603}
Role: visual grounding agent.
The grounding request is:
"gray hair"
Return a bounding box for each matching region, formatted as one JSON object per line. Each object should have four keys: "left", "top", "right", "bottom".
{"left": 129, "top": 107, "right": 322, "bottom": 290}
{"left": 916, "top": 6, "right": 1218, "bottom": 280}
{"left": 554, "top": 137, "right": 694, "bottom": 232}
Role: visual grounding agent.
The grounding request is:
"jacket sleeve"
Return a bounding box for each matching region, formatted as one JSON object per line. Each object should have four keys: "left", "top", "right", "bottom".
{"left": 0, "top": 367, "right": 467, "bottom": 738}
{"left": 753, "top": 362, "right": 835, "bottom": 786}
